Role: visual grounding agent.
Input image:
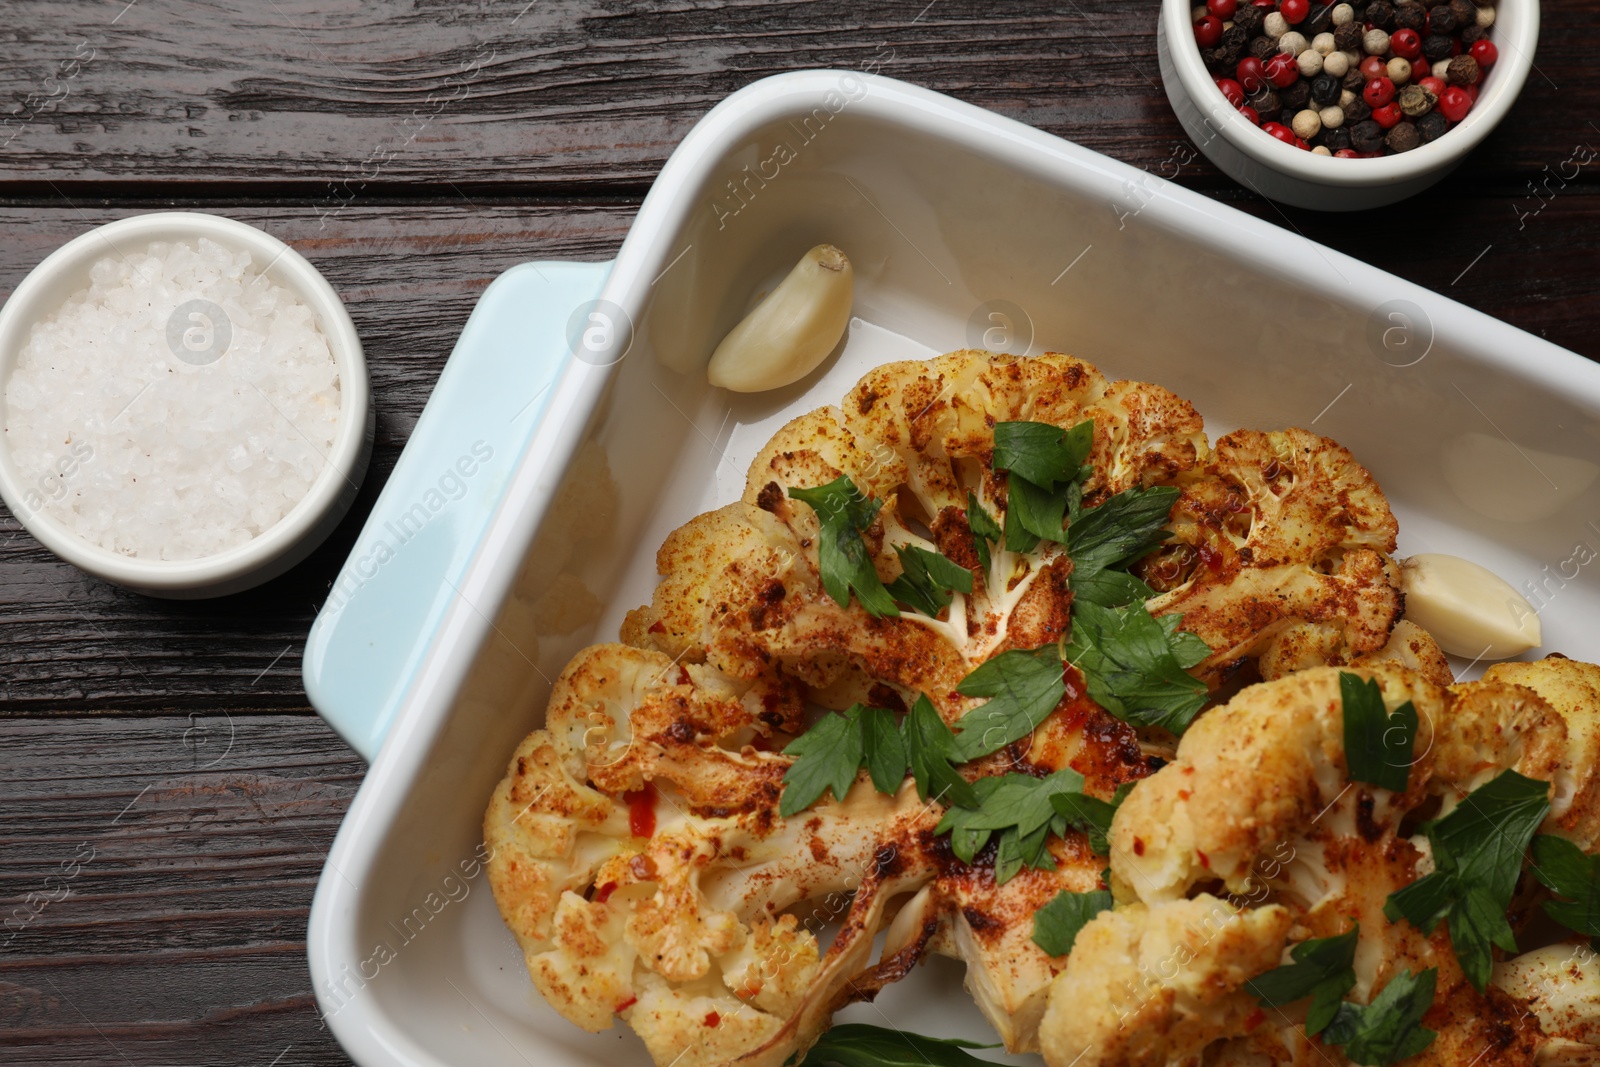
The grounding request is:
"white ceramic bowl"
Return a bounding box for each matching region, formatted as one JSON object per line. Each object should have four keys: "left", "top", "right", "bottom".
{"left": 1158, "top": 0, "right": 1539, "bottom": 209}
{"left": 0, "top": 211, "right": 372, "bottom": 598}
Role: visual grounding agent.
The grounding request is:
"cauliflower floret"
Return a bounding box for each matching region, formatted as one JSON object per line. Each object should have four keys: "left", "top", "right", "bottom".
{"left": 1493, "top": 944, "right": 1600, "bottom": 1054}
{"left": 1038, "top": 895, "right": 1294, "bottom": 1067}
{"left": 1143, "top": 429, "right": 1402, "bottom": 686}
{"left": 1478, "top": 657, "right": 1600, "bottom": 850}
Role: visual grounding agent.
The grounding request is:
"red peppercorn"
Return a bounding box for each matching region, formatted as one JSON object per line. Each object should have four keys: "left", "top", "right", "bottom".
{"left": 1335, "top": 148, "right": 1362, "bottom": 157}
{"left": 1419, "top": 75, "right": 1446, "bottom": 97}
{"left": 1363, "top": 77, "right": 1397, "bottom": 107}
{"left": 1280, "top": 0, "right": 1310, "bottom": 23}
{"left": 1470, "top": 39, "right": 1497, "bottom": 67}
{"left": 1264, "top": 52, "right": 1300, "bottom": 88}
{"left": 1236, "top": 56, "right": 1267, "bottom": 93}
{"left": 1371, "top": 101, "right": 1403, "bottom": 128}
{"left": 1360, "top": 56, "right": 1388, "bottom": 80}
{"left": 1465, "top": 82, "right": 1479, "bottom": 102}
{"left": 1438, "top": 84, "right": 1472, "bottom": 121}
{"left": 1194, "top": 15, "right": 1224, "bottom": 47}
{"left": 1261, "top": 121, "right": 1299, "bottom": 145}
{"left": 1216, "top": 77, "right": 1245, "bottom": 106}
{"left": 1412, "top": 57, "right": 1430, "bottom": 78}
{"left": 1238, "top": 104, "right": 1260, "bottom": 125}
{"left": 1251, "top": 0, "right": 1275, "bottom": 5}
{"left": 1389, "top": 28, "right": 1423, "bottom": 60}
{"left": 1296, "top": 136, "right": 1311, "bottom": 150}
{"left": 1207, "top": 0, "right": 1238, "bottom": 17}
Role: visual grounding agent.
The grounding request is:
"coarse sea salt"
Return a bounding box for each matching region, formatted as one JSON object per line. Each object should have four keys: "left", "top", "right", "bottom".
{"left": 4, "top": 237, "right": 341, "bottom": 561}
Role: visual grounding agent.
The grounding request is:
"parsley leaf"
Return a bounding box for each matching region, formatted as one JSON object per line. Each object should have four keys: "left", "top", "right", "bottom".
{"left": 1066, "top": 485, "right": 1179, "bottom": 601}
{"left": 1049, "top": 782, "right": 1134, "bottom": 857}
{"left": 887, "top": 544, "right": 973, "bottom": 617}
{"left": 1070, "top": 567, "right": 1157, "bottom": 611}
{"left": 903, "top": 695, "right": 978, "bottom": 808}
{"left": 993, "top": 420, "right": 1094, "bottom": 489}
{"left": 860, "top": 706, "right": 908, "bottom": 795}
{"left": 1063, "top": 600, "right": 1210, "bottom": 734}
{"left": 1245, "top": 927, "right": 1359, "bottom": 1036}
{"left": 952, "top": 646, "right": 1067, "bottom": 760}
{"left": 936, "top": 769, "right": 1110, "bottom": 883}
{"left": 779, "top": 710, "right": 864, "bottom": 817}
{"left": 966, "top": 492, "right": 1000, "bottom": 574}
{"left": 1321, "top": 968, "right": 1438, "bottom": 1066}
{"left": 1384, "top": 769, "right": 1551, "bottom": 991}
{"left": 1340, "top": 672, "right": 1420, "bottom": 793}
{"left": 788, "top": 477, "right": 899, "bottom": 618}
{"left": 1530, "top": 834, "right": 1600, "bottom": 947}
{"left": 1031, "top": 888, "right": 1113, "bottom": 957}
{"left": 797, "top": 1023, "right": 998, "bottom": 1067}
{"left": 993, "top": 420, "right": 1093, "bottom": 549}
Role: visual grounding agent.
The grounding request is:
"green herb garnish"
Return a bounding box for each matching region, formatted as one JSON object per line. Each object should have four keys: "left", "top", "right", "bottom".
{"left": 903, "top": 694, "right": 978, "bottom": 808}
{"left": 1384, "top": 769, "right": 1551, "bottom": 992}
{"left": 1529, "top": 834, "right": 1600, "bottom": 951}
{"left": 788, "top": 477, "right": 898, "bottom": 618}
{"left": 1246, "top": 927, "right": 1359, "bottom": 1036}
{"left": 1031, "top": 888, "right": 1113, "bottom": 957}
{"left": 779, "top": 705, "right": 908, "bottom": 816}
{"left": 1066, "top": 485, "right": 1179, "bottom": 607}
{"left": 952, "top": 646, "right": 1067, "bottom": 761}
{"left": 797, "top": 1023, "right": 998, "bottom": 1067}
{"left": 1340, "top": 672, "right": 1420, "bottom": 793}
{"left": 993, "top": 420, "right": 1093, "bottom": 550}
{"left": 1063, "top": 600, "right": 1210, "bottom": 734}
{"left": 1321, "top": 968, "right": 1438, "bottom": 1066}
{"left": 966, "top": 491, "right": 1001, "bottom": 573}
{"left": 887, "top": 544, "right": 973, "bottom": 617}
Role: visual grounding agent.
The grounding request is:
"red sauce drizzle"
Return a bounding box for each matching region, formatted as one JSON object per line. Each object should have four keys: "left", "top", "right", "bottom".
{"left": 625, "top": 782, "right": 658, "bottom": 838}
{"left": 648, "top": 620, "right": 666, "bottom": 633}
{"left": 1197, "top": 849, "right": 1211, "bottom": 869}
{"left": 1197, "top": 543, "right": 1224, "bottom": 573}
{"left": 1244, "top": 1008, "right": 1265, "bottom": 1032}
{"left": 593, "top": 881, "right": 618, "bottom": 904}
{"left": 704, "top": 1011, "right": 721, "bottom": 1027}
{"left": 615, "top": 997, "right": 637, "bottom": 1013}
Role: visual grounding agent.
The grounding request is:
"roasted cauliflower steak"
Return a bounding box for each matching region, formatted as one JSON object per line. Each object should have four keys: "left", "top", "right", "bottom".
{"left": 483, "top": 348, "right": 1466, "bottom": 1067}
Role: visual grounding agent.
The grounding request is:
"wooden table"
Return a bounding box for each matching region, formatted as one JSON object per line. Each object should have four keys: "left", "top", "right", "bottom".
{"left": 0, "top": 3, "right": 1594, "bottom": 1063}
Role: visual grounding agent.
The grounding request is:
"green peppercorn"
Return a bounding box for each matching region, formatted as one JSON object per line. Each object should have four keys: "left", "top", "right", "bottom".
{"left": 1398, "top": 83, "right": 1437, "bottom": 117}
{"left": 1447, "top": 53, "right": 1480, "bottom": 85}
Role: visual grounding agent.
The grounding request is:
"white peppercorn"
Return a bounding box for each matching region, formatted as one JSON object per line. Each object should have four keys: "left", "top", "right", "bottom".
{"left": 1339, "top": 88, "right": 1357, "bottom": 109}
{"left": 1475, "top": 4, "right": 1495, "bottom": 28}
{"left": 1193, "top": 6, "right": 1209, "bottom": 21}
{"left": 1332, "top": 3, "right": 1355, "bottom": 26}
{"left": 1387, "top": 56, "right": 1412, "bottom": 84}
{"left": 1264, "top": 11, "right": 1290, "bottom": 37}
{"left": 1313, "top": 32, "right": 1337, "bottom": 55}
{"left": 1363, "top": 28, "right": 1391, "bottom": 55}
{"left": 1312, "top": 145, "right": 1333, "bottom": 155}
{"left": 1322, "top": 49, "right": 1350, "bottom": 77}
{"left": 1432, "top": 56, "right": 1451, "bottom": 81}
{"left": 1319, "top": 104, "right": 1346, "bottom": 128}
{"left": 1297, "top": 48, "right": 1324, "bottom": 76}
{"left": 1292, "top": 109, "right": 1322, "bottom": 139}
{"left": 1279, "top": 31, "right": 1310, "bottom": 55}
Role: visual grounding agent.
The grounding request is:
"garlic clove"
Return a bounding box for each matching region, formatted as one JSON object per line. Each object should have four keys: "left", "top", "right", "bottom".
{"left": 1399, "top": 553, "right": 1541, "bottom": 660}
{"left": 706, "top": 244, "right": 853, "bottom": 393}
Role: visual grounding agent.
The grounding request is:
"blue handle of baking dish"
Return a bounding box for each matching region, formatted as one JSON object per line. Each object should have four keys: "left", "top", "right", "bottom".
{"left": 302, "top": 260, "right": 612, "bottom": 762}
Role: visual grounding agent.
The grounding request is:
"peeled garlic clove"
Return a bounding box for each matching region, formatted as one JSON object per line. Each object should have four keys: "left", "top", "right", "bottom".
{"left": 1400, "top": 553, "right": 1540, "bottom": 660}
{"left": 706, "top": 244, "right": 853, "bottom": 392}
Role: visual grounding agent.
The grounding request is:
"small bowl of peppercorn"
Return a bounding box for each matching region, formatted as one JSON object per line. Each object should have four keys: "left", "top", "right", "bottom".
{"left": 1157, "top": 0, "right": 1538, "bottom": 210}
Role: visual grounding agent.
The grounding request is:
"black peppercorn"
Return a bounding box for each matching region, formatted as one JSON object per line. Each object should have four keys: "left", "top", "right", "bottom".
{"left": 1367, "top": 1, "right": 1396, "bottom": 29}
{"left": 1448, "top": 0, "right": 1475, "bottom": 29}
{"left": 1343, "top": 67, "right": 1367, "bottom": 92}
{"left": 1302, "top": 3, "right": 1334, "bottom": 35}
{"left": 1282, "top": 80, "right": 1312, "bottom": 110}
{"left": 1428, "top": 6, "right": 1458, "bottom": 34}
{"left": 1460, "top": 24, "right": 1485, "bottom": 45}
{"left": 1281, "top": 108, "right": 1299, "bottom": 127}
{"left": 1345, "top": 99, "right": 1372, "bottom": 123}
{"left": 1385, "top": 121, "right": 1422, "bottom": 153}
{"left": 1393, "top": 2, "right": 1427, "bottom": 30}
{"left": 1416, "top": 110, "right": 1449, "bottom": 141}
{"left": 1249, "top": 34, "right": 1277, "bottom": 59}
{"left": 1423, "top": 33, "right": 1453, "bottom": 59}
{"left": 1214, "top": 25, "right": 1249, "bottom": 65}
{"left": 1324, "top": 126, "right": 1352, "bottom": 151}
{"left": 1398, "top": 83, "right": 1437, "bottom": 117}
{"left": 1241, "top": 87, "right": 1280, "bottom": 114}
{"left": 1448, "top": 53, "right": 1479, "bottom": 85}
{"left": 1310, "top": 73, "right": 1341, "bottom": 106}
{"left": 1334, "top": 22, "right": 1363, "bottom": 51}
{"left": 1234, "top": 4, "right": 1266, "bottom": 36}
{"left": 1350, "top": 119, "right": 1386, "bottom": 153}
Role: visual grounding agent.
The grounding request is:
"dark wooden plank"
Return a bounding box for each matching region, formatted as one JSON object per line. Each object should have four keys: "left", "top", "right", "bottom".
{"left": 0, "top": 203, "right": 633, "bottom": 714}
{"left": 0, "top": 713, "right": 361, "bottom": 1065}
{"left": 0, "top": 0, "right": 1593, "bottom": 194}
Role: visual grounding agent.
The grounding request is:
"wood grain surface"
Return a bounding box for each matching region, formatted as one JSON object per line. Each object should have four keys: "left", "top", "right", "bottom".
{"left": 1, "top": 1, "right": 1596, "bottom": 1064}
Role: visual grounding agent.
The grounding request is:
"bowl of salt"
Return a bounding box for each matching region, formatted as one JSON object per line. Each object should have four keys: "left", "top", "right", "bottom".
{"left": 0, "top": 211, "right": 371, "bottom": 598}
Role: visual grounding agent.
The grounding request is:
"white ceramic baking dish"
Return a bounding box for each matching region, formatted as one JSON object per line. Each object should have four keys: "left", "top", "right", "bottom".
{"left": 304, "top": 69, "right": 1600, "bottom": 1067}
